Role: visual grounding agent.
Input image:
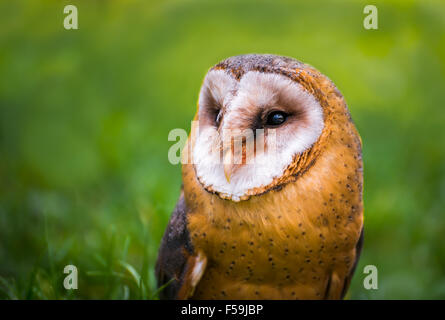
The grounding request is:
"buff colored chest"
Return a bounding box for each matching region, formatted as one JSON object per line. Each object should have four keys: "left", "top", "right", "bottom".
{"left": 182, "top": 130, "right": 363, "bottom": 299}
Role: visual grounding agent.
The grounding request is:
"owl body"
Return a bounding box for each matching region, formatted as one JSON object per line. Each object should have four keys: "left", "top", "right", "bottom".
{"left": 156, "top": 54, "right": 363, "bottom": 300}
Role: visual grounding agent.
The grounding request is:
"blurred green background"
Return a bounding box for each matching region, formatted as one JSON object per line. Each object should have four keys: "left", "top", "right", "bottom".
{"left": 0, "top": 0, "right": 444, "bottom": 299}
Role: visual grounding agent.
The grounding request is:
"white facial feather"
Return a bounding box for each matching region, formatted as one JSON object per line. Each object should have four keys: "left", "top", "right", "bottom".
{"left": 193, "top": 70, "right": 324, "bottom": 201}
{"left": 198, "top": 69, "right": 235, "bottom": 113}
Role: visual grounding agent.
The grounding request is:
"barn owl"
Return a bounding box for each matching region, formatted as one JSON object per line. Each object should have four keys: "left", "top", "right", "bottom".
{"left": 156, "top": 54, "right": 364, "bottom": 300}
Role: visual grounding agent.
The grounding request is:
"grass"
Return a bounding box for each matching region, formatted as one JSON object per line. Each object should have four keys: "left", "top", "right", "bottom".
{"left": 0, "top": 0, "right": 444, "bottom": 299}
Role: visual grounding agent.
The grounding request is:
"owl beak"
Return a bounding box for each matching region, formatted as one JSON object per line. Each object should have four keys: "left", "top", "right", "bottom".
{"left": 223, "top": 152, "right": 233, "bottom": 183}
{"left": 224, "top": 163, "right": 232, "bottom": 183}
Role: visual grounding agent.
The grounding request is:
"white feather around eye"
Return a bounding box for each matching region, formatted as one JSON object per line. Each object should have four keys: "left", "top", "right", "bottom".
{"left": 193, "top": 71, "right": 324, "bottom": 201}
{"left": 198, "top": 69, "right": 235, "bottom": 112}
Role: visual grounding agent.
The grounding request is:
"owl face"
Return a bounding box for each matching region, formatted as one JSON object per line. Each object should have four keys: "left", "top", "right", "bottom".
{"left": 192, "top": 64, "right": 325, "bottom": 201}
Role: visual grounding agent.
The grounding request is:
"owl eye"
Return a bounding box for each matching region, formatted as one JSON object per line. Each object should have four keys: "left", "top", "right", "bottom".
{"left": 266, "top": 111, "right": 287, "bottom": 126}
{"left": 215, "top": 109, "right": 222, "bottom": 126}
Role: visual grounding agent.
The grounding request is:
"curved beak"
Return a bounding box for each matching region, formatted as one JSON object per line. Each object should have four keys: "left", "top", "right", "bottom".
{"left": 223, "top": 151, "right": 233, "bottom": 183}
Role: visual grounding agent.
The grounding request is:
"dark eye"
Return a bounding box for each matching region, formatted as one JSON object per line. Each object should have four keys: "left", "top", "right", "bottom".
{"left": 266, "top": 111, "right": 287, "bottom": 126}
{"left": 215, "top": 110, "right": 222, "bottom": 126}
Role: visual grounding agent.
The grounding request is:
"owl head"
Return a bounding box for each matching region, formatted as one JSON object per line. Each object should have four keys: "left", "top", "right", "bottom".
{"left": 189, "top": 54, "right": 353, "bottom": 202}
